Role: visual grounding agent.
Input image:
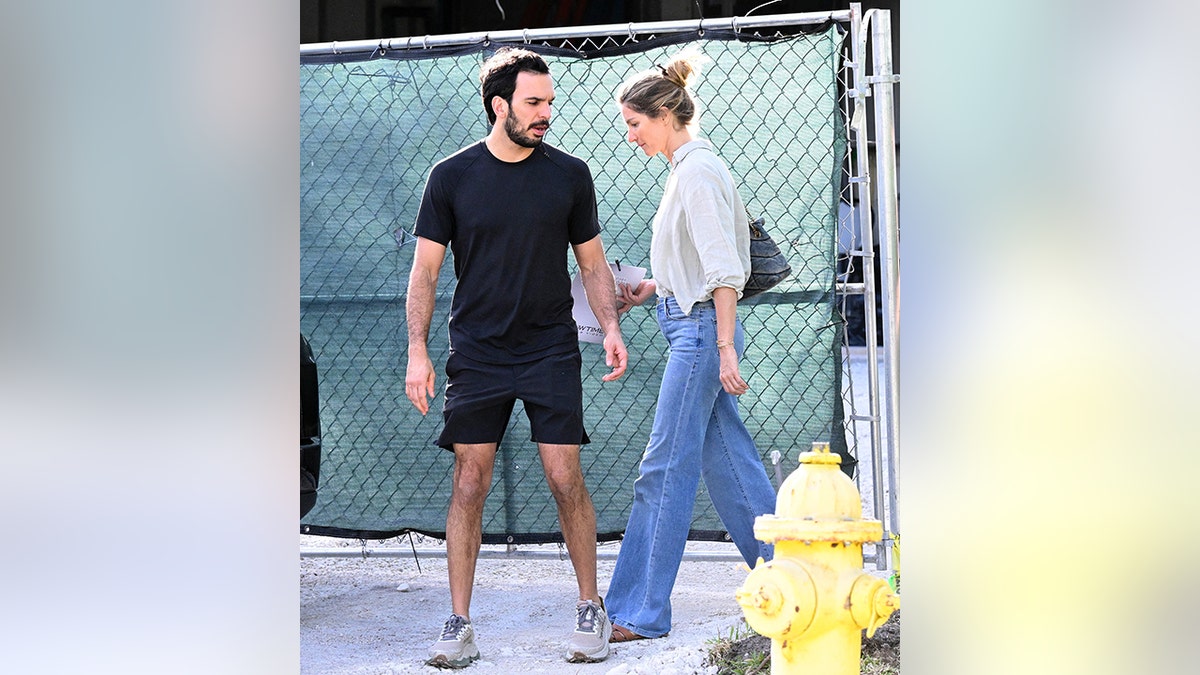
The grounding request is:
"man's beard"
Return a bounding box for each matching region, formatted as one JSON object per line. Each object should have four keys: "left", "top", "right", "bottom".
{"left": 505, "top": 113, "right": 548, "bottom": 148}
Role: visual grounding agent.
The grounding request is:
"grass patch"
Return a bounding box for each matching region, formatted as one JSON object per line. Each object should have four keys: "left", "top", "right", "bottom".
{"left": 861, "top": 651, "right": 900, "bottom": 675}
{"left": 706, "top": 622, "right": 772, "bottom": 675}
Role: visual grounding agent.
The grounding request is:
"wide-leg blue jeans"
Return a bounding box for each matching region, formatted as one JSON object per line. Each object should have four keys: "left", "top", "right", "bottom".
{"left": 605, "top": 297, "right": 776, "bottom": 638}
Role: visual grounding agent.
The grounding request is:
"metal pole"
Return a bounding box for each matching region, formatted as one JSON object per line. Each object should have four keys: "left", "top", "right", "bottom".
{"left": 869, "top": 9, "right": 901, "bottom": 544}
{"left": 301, "top": 11, "right": 853, "bottom": 57}
{"left": 849, "top": 4, "right": 887, "bottom": 571}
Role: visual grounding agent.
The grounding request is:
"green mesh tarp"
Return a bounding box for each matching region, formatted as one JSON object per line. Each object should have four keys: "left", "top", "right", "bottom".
{"left": 300, "top": 24, "right": 847, "bottom": 543}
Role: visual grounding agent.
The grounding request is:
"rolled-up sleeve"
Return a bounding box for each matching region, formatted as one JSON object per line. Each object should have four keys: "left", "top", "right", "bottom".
{"left": 679, "top": 164, "right": 745, "bottom": 296}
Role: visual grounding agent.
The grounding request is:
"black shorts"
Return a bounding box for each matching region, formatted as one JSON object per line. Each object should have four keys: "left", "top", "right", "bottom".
{"left": 436, "top": 349, "right": 591, "bottom": 452}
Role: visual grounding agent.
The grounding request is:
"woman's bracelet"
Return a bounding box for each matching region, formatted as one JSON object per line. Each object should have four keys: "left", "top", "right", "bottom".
{"left": 716, "top": 339, "right": 735, "bottom": 350}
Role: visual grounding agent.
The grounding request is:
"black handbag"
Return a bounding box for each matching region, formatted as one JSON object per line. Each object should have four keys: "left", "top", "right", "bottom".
{"left": 743, "top": 215, "right": 792, "bottom": 298}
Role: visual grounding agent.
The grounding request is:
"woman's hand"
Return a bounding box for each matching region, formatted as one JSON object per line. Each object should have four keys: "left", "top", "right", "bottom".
{"left": 719, "top": 347, "right": 749, "bottom": 395}
{"left": 617, "top": 279, "right": 657, "bottom": 314}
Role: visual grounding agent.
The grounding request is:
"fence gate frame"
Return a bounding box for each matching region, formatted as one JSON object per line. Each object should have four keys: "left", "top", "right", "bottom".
{"left": 300, "top": 3, "right": 900, "bottom": 572}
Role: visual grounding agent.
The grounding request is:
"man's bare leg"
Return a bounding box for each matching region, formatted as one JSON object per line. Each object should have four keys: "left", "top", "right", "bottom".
{"left": 538, "top": 443, "right": 599, "bottom": 603}
{"left": 446, "top": 443, "right": 497, "bottom": 619}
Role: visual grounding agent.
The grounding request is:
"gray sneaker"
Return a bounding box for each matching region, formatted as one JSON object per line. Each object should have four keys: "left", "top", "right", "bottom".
{"left": 426, "top": 614, "right": 480, "bottom": 669}
{"left": 566, "top": 599, "right": 612, "bottom": 662}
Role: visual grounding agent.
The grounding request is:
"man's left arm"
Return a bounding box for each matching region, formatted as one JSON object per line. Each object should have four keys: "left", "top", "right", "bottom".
{"left": 573, "top": 235, "right": 628, "bottom": 382}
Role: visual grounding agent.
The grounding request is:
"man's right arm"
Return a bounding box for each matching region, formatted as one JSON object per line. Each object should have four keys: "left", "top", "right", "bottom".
{"left": 405, "top": 236, "right": 447, "bottom": 415}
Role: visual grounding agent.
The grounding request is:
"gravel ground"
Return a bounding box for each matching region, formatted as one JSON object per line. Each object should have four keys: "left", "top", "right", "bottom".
{"left": 301, "top": 536, "right": 760, "bottom": 674}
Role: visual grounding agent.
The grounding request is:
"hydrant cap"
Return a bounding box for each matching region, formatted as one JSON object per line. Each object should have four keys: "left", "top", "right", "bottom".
{"left": 776, "top": 442, "right": 863, "bottom": 521}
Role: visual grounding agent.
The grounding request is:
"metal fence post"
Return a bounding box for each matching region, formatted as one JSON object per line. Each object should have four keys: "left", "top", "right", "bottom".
{"left": 868, "top": 8, "right": 901, "bottom": 557}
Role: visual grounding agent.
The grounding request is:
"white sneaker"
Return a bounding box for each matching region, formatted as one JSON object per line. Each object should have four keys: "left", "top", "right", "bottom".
{"left": 426, "top": 614, "right": 480, "bottom": 669}
{"left": 566, "top": 599, "right": 612, "bottom": 662}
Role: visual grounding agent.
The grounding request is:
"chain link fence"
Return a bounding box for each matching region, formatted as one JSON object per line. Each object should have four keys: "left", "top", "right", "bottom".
{"left": 300, "top": 15, "right": 872, "bottom": 544}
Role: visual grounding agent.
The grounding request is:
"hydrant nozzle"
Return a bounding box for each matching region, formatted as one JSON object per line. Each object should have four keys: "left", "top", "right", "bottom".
{"left": 849, "top": 573, "right": 899, "bottom": 638}
{"left": 736, "top": 558, "right": 817, "bottom": 640}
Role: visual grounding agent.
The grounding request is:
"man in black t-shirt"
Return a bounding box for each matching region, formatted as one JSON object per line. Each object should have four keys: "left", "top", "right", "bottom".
{"left": 405, "top": 47, "right": 627, "bottom": 668}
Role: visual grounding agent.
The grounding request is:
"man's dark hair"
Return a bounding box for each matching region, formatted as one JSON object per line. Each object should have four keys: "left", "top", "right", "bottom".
{"left": 479, "top": 47, "right": 551, "bottom": 125}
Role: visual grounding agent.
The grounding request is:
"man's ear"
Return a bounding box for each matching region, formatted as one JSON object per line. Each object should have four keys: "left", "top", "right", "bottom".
{"left": 491, "top": 95, "right": 507, "bottom": 120}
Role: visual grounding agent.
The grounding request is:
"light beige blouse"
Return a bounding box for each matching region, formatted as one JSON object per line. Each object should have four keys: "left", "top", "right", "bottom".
{"left": 650, "top": 139, "right": 751, "bottom": 315}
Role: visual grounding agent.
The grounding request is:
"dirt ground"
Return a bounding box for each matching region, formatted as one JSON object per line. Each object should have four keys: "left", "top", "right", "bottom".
{"left": 861, "top": 612, "right": 901, "bottom": 669}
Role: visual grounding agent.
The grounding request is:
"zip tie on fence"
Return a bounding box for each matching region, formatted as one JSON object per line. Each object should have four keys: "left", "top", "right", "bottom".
{"left": 628, "top": 23, "right": 638, "bottom": 42}
{"left": 523, "top": 28, "right": 530, "bottom": 44}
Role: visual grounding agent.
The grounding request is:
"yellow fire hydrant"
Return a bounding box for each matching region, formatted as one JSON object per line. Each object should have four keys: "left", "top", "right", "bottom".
{"left": 736, "top": 442, "right": 898, "bottom": 674}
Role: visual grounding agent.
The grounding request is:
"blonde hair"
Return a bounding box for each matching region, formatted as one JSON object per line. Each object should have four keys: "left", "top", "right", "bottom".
{"left": 616, "top": 48, "right": 708, "bottom": 129}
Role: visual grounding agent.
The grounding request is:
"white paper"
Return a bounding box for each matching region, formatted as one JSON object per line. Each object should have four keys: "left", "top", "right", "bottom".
{"left": 571, "top": 262, "right": 647, "bottom": 344}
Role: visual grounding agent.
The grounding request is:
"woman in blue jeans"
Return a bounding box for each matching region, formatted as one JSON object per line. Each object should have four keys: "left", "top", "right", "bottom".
{"left": 606, "top": 50, "right": 777, "bottom": 643}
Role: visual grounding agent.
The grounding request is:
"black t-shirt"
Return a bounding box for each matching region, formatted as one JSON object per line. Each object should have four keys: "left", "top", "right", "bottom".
{"left": 414, "top": 141, "right": 601, "bottom": 364}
